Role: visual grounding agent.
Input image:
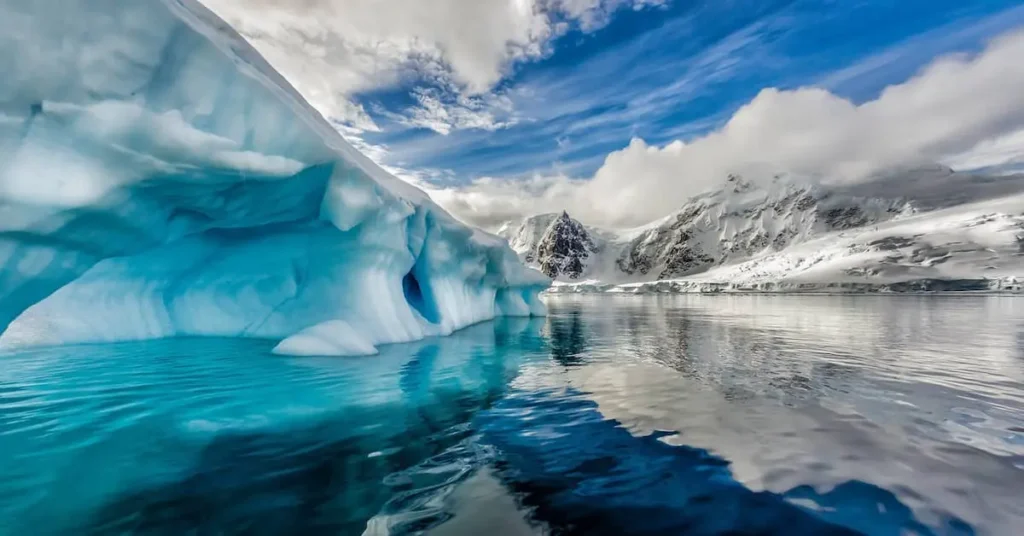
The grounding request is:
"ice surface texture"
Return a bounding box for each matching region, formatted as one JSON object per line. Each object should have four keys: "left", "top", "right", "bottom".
{"left": 0, "top": 0, "right": 547, "bottom": 355}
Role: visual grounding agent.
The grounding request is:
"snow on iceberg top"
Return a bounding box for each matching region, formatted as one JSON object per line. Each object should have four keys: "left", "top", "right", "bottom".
{"left": 1, "top": 0, "right": 430, "bottom": 207}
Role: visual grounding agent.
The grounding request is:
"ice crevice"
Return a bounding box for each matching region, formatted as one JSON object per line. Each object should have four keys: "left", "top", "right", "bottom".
{"left": 0, "top": 0, "right": 548, "bottom": 355}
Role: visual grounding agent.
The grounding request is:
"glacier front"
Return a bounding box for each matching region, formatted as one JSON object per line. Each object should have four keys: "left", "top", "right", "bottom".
{"left": 0, "top": 0, "right": 548, "bottom": 355}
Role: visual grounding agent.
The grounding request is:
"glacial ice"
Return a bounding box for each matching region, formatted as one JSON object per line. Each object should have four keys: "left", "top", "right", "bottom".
{"left": 0, "top": 0, "right": 548, "bottom": 355}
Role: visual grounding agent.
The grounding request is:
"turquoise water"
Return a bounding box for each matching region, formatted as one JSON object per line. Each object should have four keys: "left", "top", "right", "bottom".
{"left": 0, "top": 296, "right": 1022, "bottom": 535}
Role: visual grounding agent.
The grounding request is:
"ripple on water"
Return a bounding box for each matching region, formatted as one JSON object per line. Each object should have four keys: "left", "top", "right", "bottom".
{"left": 0, "top": 298, "right": 1022, "bottom": 535}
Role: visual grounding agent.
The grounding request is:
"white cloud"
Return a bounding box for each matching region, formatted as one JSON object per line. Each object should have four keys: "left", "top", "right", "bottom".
{"left": 393, "top": 87, "right": 518, "bottom": 135}
{"left": 201, "top": 0, "right": 660, "bottom": 132}
{"left": 943, "top": 128, "right": 1024, "bottom": 172}
{"left": 427, "top": 29, "right": 1024, "bottom": 229}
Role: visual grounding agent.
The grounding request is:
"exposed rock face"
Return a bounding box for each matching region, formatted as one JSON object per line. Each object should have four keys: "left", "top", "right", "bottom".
{"left": 497, "top": 213, "right": 559, "bottom": 264}
{"left": 614, "top": 179, "right": 913, "bottom": 279}
{"left": 537, "top": 212, "right": 596, "bottom": 279}
{"left": 499, "top": 211, "right": 598, "bottom": 280}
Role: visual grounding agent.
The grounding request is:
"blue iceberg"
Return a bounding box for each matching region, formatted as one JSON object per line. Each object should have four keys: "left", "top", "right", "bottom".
{"left": 0, "top": 0, "right": 548, "bottom": 355}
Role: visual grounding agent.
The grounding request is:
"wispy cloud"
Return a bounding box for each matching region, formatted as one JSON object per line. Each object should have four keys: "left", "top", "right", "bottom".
{"left": 387, "top": 87, "right": 519, "bottom": 135}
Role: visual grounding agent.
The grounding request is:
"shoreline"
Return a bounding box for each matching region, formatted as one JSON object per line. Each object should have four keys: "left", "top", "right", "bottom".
{"left": 545, "top": 278, "right": 1024, "bottom": 296}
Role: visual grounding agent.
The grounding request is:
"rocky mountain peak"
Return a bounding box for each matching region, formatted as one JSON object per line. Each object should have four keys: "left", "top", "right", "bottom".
{"left": 536, "top": 211, "right": 596, "bottom": 280}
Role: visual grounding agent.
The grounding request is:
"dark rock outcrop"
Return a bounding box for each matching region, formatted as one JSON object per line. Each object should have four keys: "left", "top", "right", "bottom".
{"left": 536, "top": 212, "right": 596, "bottom": 279}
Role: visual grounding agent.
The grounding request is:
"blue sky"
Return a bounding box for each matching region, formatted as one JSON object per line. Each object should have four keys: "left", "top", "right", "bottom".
{"left": 209, "top": 0, "right": 1024, "bottom": 226}
{"left": 351, "top": 0, "right": 1024, "bottom": 184}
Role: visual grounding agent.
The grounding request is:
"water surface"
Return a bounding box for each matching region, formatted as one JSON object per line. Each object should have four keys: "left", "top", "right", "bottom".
{"left": 0, "top": 295, "right": 1021, "bottom": 535}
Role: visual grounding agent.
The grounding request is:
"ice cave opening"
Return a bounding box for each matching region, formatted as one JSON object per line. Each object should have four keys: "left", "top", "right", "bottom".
{"left": 402, "top": 270, "right": 440, "bottom": 325}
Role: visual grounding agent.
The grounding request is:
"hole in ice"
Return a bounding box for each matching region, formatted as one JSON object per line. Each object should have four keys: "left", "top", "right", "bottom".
{"left": 402, "top": 271, "right": 439, "bottom": 324}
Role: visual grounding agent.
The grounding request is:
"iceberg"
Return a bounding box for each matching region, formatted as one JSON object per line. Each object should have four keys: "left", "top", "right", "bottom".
{"left": 0, "top": 0, "right": 548, "bottom": 355}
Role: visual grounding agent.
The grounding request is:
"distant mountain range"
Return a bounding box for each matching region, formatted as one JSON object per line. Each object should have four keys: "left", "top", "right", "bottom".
{"left": 496, "top": 166, "right": 1024, "bottom": 293}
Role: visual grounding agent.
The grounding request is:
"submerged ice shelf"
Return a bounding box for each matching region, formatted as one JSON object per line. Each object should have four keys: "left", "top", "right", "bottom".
{"left": 0, "top": 0, "right": 547, "bottom": 355}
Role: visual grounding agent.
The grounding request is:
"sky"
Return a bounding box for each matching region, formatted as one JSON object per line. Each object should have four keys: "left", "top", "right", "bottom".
{"left": 203, "top": 0, "right": 1024, "bottom": 229}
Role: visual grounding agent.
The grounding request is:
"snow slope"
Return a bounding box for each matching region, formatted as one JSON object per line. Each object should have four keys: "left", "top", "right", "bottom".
{"left": 500, "top": 170, "right": 1024, "bottom": 293}
{"left": 0, "top": 0, "right": 547, "bottom": 355}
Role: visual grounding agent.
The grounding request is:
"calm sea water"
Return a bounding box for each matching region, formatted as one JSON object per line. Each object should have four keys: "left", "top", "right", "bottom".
{"left": 0, "top": 296, "right": 1022, "bottom": 535}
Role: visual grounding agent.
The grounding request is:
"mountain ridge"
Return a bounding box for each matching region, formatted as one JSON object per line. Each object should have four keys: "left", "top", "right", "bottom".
{"left": 497, "top": 169, "right": 1024, "bottom": 292}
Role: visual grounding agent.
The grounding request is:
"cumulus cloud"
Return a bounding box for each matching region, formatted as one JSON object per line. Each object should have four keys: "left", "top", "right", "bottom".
{"left": 201, "top": 0, "right": 661, "bottom": 132}
{"left": 426, "top": 29, "right": 1024, "bottom": 229}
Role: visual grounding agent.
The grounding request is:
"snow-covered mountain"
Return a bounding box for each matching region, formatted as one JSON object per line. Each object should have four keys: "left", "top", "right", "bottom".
{"left": 498, "top": 169, "right": 1024, "bottom": 293}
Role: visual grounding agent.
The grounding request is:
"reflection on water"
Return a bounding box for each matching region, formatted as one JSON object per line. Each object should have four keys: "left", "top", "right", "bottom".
{"left": 0, "top": 296, "right": 1022, "bottom": 535}
{"left": 0, "top": 320, "right": 540, "bottom": 535}
{"left": 508, "top": 296, "right": 1024, "bottom": 535}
